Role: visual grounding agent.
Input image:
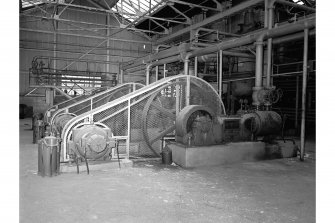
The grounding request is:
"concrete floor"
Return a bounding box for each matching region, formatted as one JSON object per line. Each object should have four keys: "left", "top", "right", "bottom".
{"left": 20, "top": 118, "right": 315, "bottom": 223}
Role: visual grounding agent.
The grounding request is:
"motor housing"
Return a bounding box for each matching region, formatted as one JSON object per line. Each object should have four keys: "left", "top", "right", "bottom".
{"left": 69, "top": 123, "right": 116, "bottom": 160}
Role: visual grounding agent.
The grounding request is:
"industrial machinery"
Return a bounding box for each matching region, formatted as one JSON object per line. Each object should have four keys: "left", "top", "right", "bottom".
{"left": 60, "top": 75, "right": 223, "bottom": 163}
{"left": 54, "top": 74, "right": 295, "bottom": 169}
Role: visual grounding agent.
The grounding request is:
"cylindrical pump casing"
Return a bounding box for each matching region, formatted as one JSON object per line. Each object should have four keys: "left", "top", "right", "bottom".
{"left": 38, "top": 136, "right": 60, "bottom": 177}
{"left": 53, "top": 113, "right": 76, "bottom": 134}
{"left": 241, "top": 111, "right": 282, "bottom": 136}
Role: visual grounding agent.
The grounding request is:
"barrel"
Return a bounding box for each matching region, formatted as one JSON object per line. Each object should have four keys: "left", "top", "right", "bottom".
{"left": 38, "top": 136, "right": 60, "bottom": 177}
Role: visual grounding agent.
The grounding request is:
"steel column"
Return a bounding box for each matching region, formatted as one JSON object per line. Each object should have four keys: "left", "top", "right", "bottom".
{"left": 295, "top": 75, "right": 299, "bottom": 130}
{"left": 219, "top": 50, "right": 223, "bottom": 101}
{"left": 300, "top": 28, "right": 309, "bottom": 161}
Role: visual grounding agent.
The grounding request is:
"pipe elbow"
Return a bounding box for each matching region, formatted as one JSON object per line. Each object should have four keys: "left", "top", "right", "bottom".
{"left": 146, "top": 63, "right": 153, "bottom": 70}
{"left": 184, "top": 52, "right": 192, "bottom": 61}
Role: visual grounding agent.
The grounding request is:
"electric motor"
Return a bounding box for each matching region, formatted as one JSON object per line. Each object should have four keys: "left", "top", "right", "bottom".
{"left": 69, "top": 123, "right": 116, "bottom": 160}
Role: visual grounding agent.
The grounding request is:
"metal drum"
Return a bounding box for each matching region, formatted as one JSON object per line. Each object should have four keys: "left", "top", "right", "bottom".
{"left": 38, "top": 136, "right": 60, "bottom": 177}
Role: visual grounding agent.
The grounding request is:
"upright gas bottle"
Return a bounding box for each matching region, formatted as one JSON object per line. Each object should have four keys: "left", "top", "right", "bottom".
{"left": 38, "top": 136, "right": 60, "bottom": 177}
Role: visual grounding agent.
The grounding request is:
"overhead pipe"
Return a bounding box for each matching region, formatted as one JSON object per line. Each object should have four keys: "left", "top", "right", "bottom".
{"left": 184, "top": 49, "right": 257, "bottom": 75}
{"left": 122, "top": 43, "right": 191, "bottom": 70}
{"left": 300, "top": 28, "right": 309, "bottom": 161}
{"left": 184, "top": 16, "right": 315, "bottom": 60}
{"left": 272, "top": 29, "right": 315, "bottom": 45}
{"left": 155, "top": 45, "right": 171, "bottom": 53}
{"left": 183, "top": 16, "right": 314, "bottom": 106}
{"left": 183, "top": 16, "right": 315, "bottom": 74}
{"left": 194, "top": 27, "right": 241, "bottom": 39}
{"left": 145, "top": 55, "right": 184, "bottom": 85}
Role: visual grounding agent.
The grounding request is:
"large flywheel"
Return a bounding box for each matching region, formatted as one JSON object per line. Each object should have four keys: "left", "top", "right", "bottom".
{"left": 141, "top": 81, "right": 186, "bottom": 156}
{"left": 141, "top": 76, "right": 224, "bottom": 156}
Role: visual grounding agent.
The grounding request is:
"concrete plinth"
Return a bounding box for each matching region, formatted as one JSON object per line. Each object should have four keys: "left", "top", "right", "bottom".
{"left": 60, "top": 159, "right": 133, "bottom": 173}
{"left": 168, "top": 141, "right": 297, "bottom": 168}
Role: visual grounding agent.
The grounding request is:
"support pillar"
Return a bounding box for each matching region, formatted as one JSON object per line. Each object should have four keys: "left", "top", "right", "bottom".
{"left": 300, "top": 28, "right": 309, "bottom": 161}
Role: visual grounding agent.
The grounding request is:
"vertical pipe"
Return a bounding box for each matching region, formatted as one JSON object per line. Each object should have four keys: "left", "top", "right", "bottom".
{"left": 127, "top": 99, "right": 131, "bottom": 159}
{"left": 300, "top": 28, "right": 309, "bottom": 161}
{"left": 217, "top": 52, "right": 219, "bottom": 91}
{"left": 266, "top": 5, "right": 274, "bottom": 87}
{"left": 176, "top": 83, "right": 180, "bottom": 116}
{"left": 120, "top": 69, "right": 124, "bottom": 84}
{"left": 219, "top": 50, "right": 223, "bottom": 101}
{"left": 227, "top": 57, "right": 232, "bottom": 114}
{"left": 194, "top": 56, "right": 198, "bottom": 77}
{"left": 264, "top": 0, "right": 268, "bottom": 28}
{"left": 295, "top": 75, "right": 299, "bottom": 130}
{"left": 146, "top": 65, "right": 152, "bottom": 85}
{"left": 184, "top": 59, "right": 189, "bottom": 75}
{"left": 186, "top": 75, "right": 191, "bottom": 106}
{"left": 163, "top": 64, "right": 166, "bottom": 78}
{"left": 155, "top": 66, "right": 159, "bottom": 82}
{"left": 255, "top": 41, "right": 264, "bottom": 88}
{"left": 106, "top": 13, "right": 110, "bottom": 75}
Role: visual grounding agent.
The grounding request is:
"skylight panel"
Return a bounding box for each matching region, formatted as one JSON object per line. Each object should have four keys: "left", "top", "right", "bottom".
{"left": 114, "top": 0, "right": 163, "bottom": 23}
{"left": 21, "top": 0, "right": 44, "bottom": 8}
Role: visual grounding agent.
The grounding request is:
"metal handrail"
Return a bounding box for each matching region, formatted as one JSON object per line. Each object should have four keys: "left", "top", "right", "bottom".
{"left": 49, "top": 82, "right": 144, "bottom": 126}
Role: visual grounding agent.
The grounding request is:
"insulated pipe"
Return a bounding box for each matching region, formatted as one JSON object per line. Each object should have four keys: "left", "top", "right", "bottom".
{"left": 272, "top": 29, "right": 315, "bottom": 45}
{"left": 194, "top": 57, "right": 198, "bottom": 77}
{"left": 155, "top": 66, "right": 159, "bottom": 82}
{"left": 264, "top": 0, "right": 268, "bottom": 28}
{"left": 266, "top": 3, "right": 274, "bottom": 88}
{"left": 155, "top": 45, "right": 171, "bottom": 53}
{"left": 163, "top": 64, "right": 166, "bottom": 78}
{"left": 120, "top": 69, "right": 124, "bottom": 84}
{"left": 123, "top": 43, "right": 191, "bottom": 70}
{"left": 146, "top": 55, "right": 184, "bottom": 84}
{"left": 146, "top": 64, "right": 153, "bottom": 85}
{"left": 194, "top": 27, "right": 241, "bottom": 38}
{"left": 254, "top": 41, "right": 264, "bottom": 88}
{"left": 184, "top": 58, "right": 190, "bottom": 76}
{"left": 300, "top": 28, "right": 309, "bottom": 161}
{"left": 195, "top": 51, "right": 255, "bottom": 59}
{"left": 219, "top": 50, "right": 223, "bottom": 101}
{"left": 185, "top": 16, "right": 315, "bottom": 59}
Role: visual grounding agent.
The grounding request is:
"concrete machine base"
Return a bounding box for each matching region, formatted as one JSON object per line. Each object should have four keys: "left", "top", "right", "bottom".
{"left": 60, "top": 159, "right": 133, "bottom": 173}
{"left": 168, "top": 141, "right": 297, "bottom": 168}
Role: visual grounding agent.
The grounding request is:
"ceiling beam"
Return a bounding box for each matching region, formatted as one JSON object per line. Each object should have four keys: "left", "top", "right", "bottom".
{"left": 166, "top": 0, "right": 221, "bottom": 12}
{"left": 168, "top": 4, "right": 191, "bottom": 24}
